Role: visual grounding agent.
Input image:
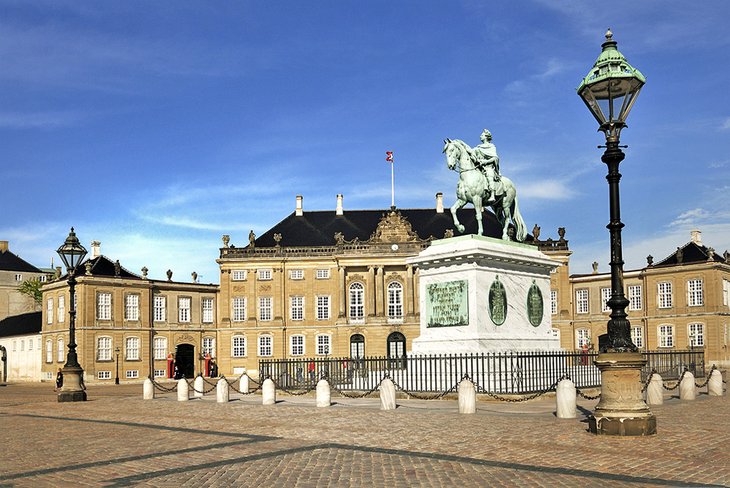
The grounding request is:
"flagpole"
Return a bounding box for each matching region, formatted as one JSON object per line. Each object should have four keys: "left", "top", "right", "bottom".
{"left": 390, "top": 154, "right": 395, "bottom": 208}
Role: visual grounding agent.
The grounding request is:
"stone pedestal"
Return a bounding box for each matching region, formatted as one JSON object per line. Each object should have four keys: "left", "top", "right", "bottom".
{"left": 589, "top": 352, "right": 656, "bottom": 436}
{"left": 407, "top": 235, "right": 560, "bottom": 354}
{"left": 58, "top": 366, "right": 87, "bottom": 402}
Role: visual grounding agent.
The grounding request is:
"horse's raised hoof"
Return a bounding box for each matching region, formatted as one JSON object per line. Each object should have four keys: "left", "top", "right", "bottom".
{"left": 456, "top": 224, "right": 465, "bottom": 233}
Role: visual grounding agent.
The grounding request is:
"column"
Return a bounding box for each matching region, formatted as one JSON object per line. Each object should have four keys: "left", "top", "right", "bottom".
{"left": 338, "top": 266, "right": 346, "bottom": 318}
{"left": 406, "top": 265, "right": 414, "bottom": 317}
{"left": 376, "top": 267, "right": 384, "bottom": 316}
{"left": 368, "top": 267, "right": 376, "bottom": 317}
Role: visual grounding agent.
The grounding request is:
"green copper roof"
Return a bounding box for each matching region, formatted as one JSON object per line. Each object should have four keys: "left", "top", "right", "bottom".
{"left": 577, "top": 29, "right": 645, "bottom": 94}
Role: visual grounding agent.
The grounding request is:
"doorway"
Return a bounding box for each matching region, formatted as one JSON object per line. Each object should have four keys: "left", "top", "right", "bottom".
{"left": 175, "top": 344, "right": 195, "bottom": 379}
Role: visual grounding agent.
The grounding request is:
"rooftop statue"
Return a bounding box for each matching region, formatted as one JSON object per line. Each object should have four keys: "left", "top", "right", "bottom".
{"left": 443, "top": 130, "right": 527, "bottom": 241}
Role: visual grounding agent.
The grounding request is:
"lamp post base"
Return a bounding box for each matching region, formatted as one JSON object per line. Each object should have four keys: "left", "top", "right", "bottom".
{"left": 58, "top": 365, "right": 87, "bottom": 403}
{"left": 589, "top": 352, "right": 656, "bottom": 436}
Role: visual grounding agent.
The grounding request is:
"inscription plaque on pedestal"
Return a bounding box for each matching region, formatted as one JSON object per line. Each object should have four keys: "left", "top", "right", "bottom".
{"left": 489, "top": 277, "right": 507, "bottom": 326}
{"left": 426, "top": 280, "right": 468, "bottom": 327}
{"left": 527, "top": 280, "right": 543, "bottom": 327}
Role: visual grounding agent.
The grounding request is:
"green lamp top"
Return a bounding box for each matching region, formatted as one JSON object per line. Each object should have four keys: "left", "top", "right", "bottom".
{"left": 577, "top": 29, "right": 646, "bottom": 95}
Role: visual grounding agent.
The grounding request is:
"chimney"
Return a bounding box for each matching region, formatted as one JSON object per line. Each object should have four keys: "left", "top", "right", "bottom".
{"left": 295, "top": 195, "right": 303, "bottom": 216}
{"left": 0, "top": 240, "right": 8, "bottom": 253}
{"left": 91, "top": 240, "right": 101, "bottom": 258}
{"left": 435, "top": 192, "right": 444, "bottom": 213}
{"left": 336, "top": 194, "right": 344, "bottom": 215}
{"left": 690, "top": 230, "right": 702, "bottom": 245}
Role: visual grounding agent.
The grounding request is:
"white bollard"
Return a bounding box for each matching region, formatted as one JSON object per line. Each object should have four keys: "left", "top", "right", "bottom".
{"left": 708, "top": 369, "right": 724, "bottom": 396}
{"left": 216, "top": 378, "right": 229, "bottom": 403}
{"left": 194, "top": 376, "right": 205, "bottom": 398}
{"left": 646, "top": 373, "right": 664, "bottom": 405}
{"left": 177, "top": 378, "right": 189, "bottom": 402}
{"left": 379, "top": 378, "right": 396, "bottom": 411}
{"left": 316, "top": 379, "right": 331, "bottom": 407}
{"left": 239, "top": 374, "right": 249, "bottom": 394}
{"left": 262, "top": 378, "right": 276, "bottom": 405}
{"left": 679, "top": 372, "right": 696, "bottom": 400}
{"left": 556, "top": 378, "right": 576, "bottom": 419}
{"left": 458, "top": 379, "right": 476, "bottom": 414}
{"left": 143, "top": 378, "right": 155, "bottom": 400}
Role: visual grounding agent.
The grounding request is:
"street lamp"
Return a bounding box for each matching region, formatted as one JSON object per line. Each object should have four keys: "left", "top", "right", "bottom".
{"left": 115, "top": 346, "right": 121, "bottom": 384}
{"left": 56, "top": 227, "right": 88, "bottom": 402}
{"left": 578, "top": 30, "right": 655, "bottom": 436}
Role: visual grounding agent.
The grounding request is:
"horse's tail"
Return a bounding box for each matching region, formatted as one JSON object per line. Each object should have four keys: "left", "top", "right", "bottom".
{"left": 512, "top": 196, "right": 527, "bottom": 242}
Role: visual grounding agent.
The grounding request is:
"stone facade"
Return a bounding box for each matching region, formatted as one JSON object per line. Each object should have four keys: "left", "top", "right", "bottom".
{"left": 0, "top": 240, "right": 50, "bottom": 321}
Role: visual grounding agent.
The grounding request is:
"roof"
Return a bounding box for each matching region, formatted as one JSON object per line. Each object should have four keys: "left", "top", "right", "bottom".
{"left": 654, "top": 241, "right": 725, "bottom": 268}
{"left": 253, "top": 208, "right": 513, "bottom": 248}
{"left": 0, "top": 250, "right": 42, "bottom": 273}
{"left": 63, "top": 255, "right": 142, "bottom": 280}
{"left": 0, "top": 312, "right": 42, "bottom": 337}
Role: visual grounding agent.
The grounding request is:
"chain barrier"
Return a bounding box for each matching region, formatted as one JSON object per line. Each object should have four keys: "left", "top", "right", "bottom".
{"left": 328, "top": 375, "right": 388, "bottom": 399}
{"left": 470, "top": 375, "right": 568, "bottom": 403}
{"left": 694, "top": 365, "right": 716, "bottom": 389}
{"left": 150, "top": 377, "right": 178, "bottom": 392}
{"left": 575, "top": 386, "right": 601, "bottom": 400}
{"left": 662, "top": 369, "right": 686, "bottom": 391}
{"left": 185, "top": 377, "right": 217, "bottom": 395}
{"left": 388, "top": 375, "right": 463, "bottom": 400}
{"left": 224, "top": 373, "right": 263, "bottom": 396}
{"left": 640, "top": 370, "right": 657, "bottom": 393}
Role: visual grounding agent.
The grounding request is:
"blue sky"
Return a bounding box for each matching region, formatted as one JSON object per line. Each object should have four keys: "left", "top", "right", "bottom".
{"left": 1, "top": 1, "right": 728, "bottom": 283}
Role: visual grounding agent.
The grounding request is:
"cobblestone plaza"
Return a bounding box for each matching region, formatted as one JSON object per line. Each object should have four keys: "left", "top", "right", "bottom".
{"left": 0, "top": 383, "right": 728, "bottom": 486}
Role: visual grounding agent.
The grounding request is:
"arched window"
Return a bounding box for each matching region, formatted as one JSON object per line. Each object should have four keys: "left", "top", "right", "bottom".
{"left": 387, "top": 332, "right": 406, "bottom": 369}
{"left": 349, "top": 282, "right": 365, "bottom": 322}
{"left": 350, "top": 334, "right": 365, "bottom": 360}
{"left": 387, "top": 282, "right": 403, "bottom": 321}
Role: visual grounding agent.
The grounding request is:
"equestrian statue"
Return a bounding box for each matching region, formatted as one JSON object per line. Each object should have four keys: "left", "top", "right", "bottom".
{"left": 443, "top": 129, "right": 527, "bottom": 241}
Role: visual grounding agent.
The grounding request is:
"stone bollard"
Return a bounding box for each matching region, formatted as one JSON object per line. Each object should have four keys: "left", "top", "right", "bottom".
{"left": 458, "top": 379, "right": 476, "bottom": 414}
{"left": 646, "top": 373, "right": 664, "bottom": 405}
{"left": 216, "top": 377, "right": 229, "bottom": 403}
{"left": 194, "top": 375, "right": 205, "bottom": 398}
{"left": 262, "top": 378, "right": 276, "bottom": 405}
{"left": 379, "top": 378, "right": 396, "bottom": 411}
{"left": 239, "top": 374, "right": 249, "bottom": 394}
{"left": 316, "top": 379, "right": 331, "bottom": 407}
{"left": 177, "top": 378, "right": 189, "bottom": 402}
{"left": 143, "top": 378, "right": 155, "bottom": 400}
{"left": 556, "top": 378, "right": 576, "bottom": 419}
{"left": 679, "top": 372, "right": 696, "bottom": 400}
{"left": 708, "top": 369, "right": 724, "bottom": 396}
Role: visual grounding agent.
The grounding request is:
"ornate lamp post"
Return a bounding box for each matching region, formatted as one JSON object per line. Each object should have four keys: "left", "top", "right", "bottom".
{"left": 115, "top": 346, "right": 121, "bottom": 384}
{"left": 56, "top": 227, "right": 88, "bottom": 402}
{"left": 577, "top": 30, "right": 655, "bottom": 436}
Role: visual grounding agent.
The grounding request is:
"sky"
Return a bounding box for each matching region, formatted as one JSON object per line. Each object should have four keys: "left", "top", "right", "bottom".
{"left": 1, "top": 1, "right": 729, "bottom": 284}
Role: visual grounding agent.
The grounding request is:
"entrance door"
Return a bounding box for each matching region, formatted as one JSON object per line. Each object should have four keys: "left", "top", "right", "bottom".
{"left": 175, "top": 344, "right": 195, "bottom": 379}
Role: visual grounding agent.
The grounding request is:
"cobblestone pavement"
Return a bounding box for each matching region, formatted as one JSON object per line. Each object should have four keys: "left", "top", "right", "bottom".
{"left": 0, "top": 381, "right": 728, "bottom": 487}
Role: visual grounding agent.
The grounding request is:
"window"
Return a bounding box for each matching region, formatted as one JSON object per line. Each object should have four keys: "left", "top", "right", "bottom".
{"left": 258, "top": 335, "right": 273, "bottom": 357}
{"left": 724, "top": 279, "right": 730, "bottom": 307}
{"left": 126, "top": 370, "right": 139, "bottom": 379}
{"left": 350, "top": 334, "right": 365, "bottom": 359}
{"left": 658, "top": 325, "right": 674, "bottom": 348}
{"left": 97, "top": 371, "right": 112, "bottom": 380}
{"left": 628, "top": 285, "right": 642, "bottom": 311}
{"left": 232, "top": 297, "right": 247, "bottom": 322}
{"left": 45, "top": 340, "right": 53, "bottom": 363}
{"left": 12, "top": 340, "right": 16, "bottom": 352}
{"left": 349, "top": 282, "right": 365, "bottom": 322}
{"left": 202, "top": 297, "right": 214, "bottom": 323}
{"left": 631, "top": 326, "right": 644, "bottom": 349}
{"left": 15, "top": 273, "right": 22, "bottom": 281}
{"left": 290, "top": 335, "right": 305, "bottom": 356}
{"left": 576, "top": 329, "right": 591, "bottom": 348}
{"left": 259, "top": 297, "right": 272, "bottom": 321}
{"left": 687, "top": 279, "right": 703, "bottom": 307}
{"left": 387, "top": 332, "right": 406, "bottom": 368}
{"left": 154, "top": 370, "right": 166, "bottom": 378}
{"left": 575, "top": 289, "right": 589, "bottom": 314}
{"left": 290, "top": 296, "right": 304, "bottom": 321}
{"left": 550, "top": 290, "right": 558, "bottom": 315}
{"left": 601, "top": 288, "right": 611, "bottom": 313}
{"left": 202, "top": 337, "right": 215, "bottom": 357}
{"left": 316, "top": 295, "right": 330, "bottom": 320}
{"left": 154, "top": 295, "right": 166, "bottom": 322}
{"left": 97, "top": 292, "right": 112, "bottom": 320}
{"left": 153, "top": 337, "right": 167, "bottom": 360}
{"left": 387, "top": 282, "right": 404, "bottom": 321}
{"left": 97, "top": 337, "right": 112, "bottom": 361}
{"left": 40, "top": 275, "right": 47, "bottom": 282}
{"left": 28, "top": 338, "right": 33, "bottom": 351}
{"left": 126, "top": 337, "right": 140, "bottom": 360}
{"left": 258, "top": 269, "right": 272, "bottom": 280}
{"left": 58, "top": 296, "right": 65, "bottom": 323}
{"left": 232, "top": 336, "right": 246, "bottom": 358}
{"left": 47, "top": 298, "right": 53, "bottom": 324}
{"left": 125, "top": 294, "right": 139, "bottom": 321}
{"left": 57, "top": 338, "right": 64, "bottom": 362}
{"left": 290, "top": 269, "right": 304, "bottom": 280}
{"left": 20, "top": 340, "right": 24, "bottom": 352}
{"left": 232, "top": 269, "right": 247, "bottom": 281}
{"left": 551, "top": 328, "right": 560, "bottom": 342}
{"left": 316, "top": 269, "right": 330, "bottom": 279}
{"left": 688, "top": 323, "right": 704, "bottom": 347}
{"left": 316, "top": 334, "right": 331, "bottom": 355}
{"left": 178, "top": 297, "right": 191, "bottom": 322}
{"left": 658, "top": 282, "right": 673, "bottom": 308}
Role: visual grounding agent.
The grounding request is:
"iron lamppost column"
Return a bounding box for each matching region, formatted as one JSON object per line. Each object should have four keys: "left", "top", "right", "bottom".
{"left": 577, "top": 30, "right": 655, "bottom": 435}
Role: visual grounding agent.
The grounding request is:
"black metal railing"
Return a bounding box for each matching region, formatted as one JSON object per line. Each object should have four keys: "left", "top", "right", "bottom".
{"left": 259, "top": 349, "right": 705, "bottom": 395}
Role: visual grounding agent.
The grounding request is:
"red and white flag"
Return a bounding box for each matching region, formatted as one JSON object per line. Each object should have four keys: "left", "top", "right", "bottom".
{"left": 385, "top": 151, "right": 394, "bottom": 163}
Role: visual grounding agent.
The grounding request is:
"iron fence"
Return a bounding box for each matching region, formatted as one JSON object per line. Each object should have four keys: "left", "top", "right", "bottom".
{"left": 259, "top": 349, "right": 705, "bottom": 395}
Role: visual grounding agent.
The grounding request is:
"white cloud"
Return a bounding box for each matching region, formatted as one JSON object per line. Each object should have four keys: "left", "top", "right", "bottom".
{"left": 518, "top": 179, "right": 576, "bottom": 200}
{"left": 669, "top": 208, "right": 711, "bottom": 227}
{"left": 721, "top": 118, "right": 730, "bottom": 131}
{"left": 0, "top": 111, "right": 84, "bottom": 129}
